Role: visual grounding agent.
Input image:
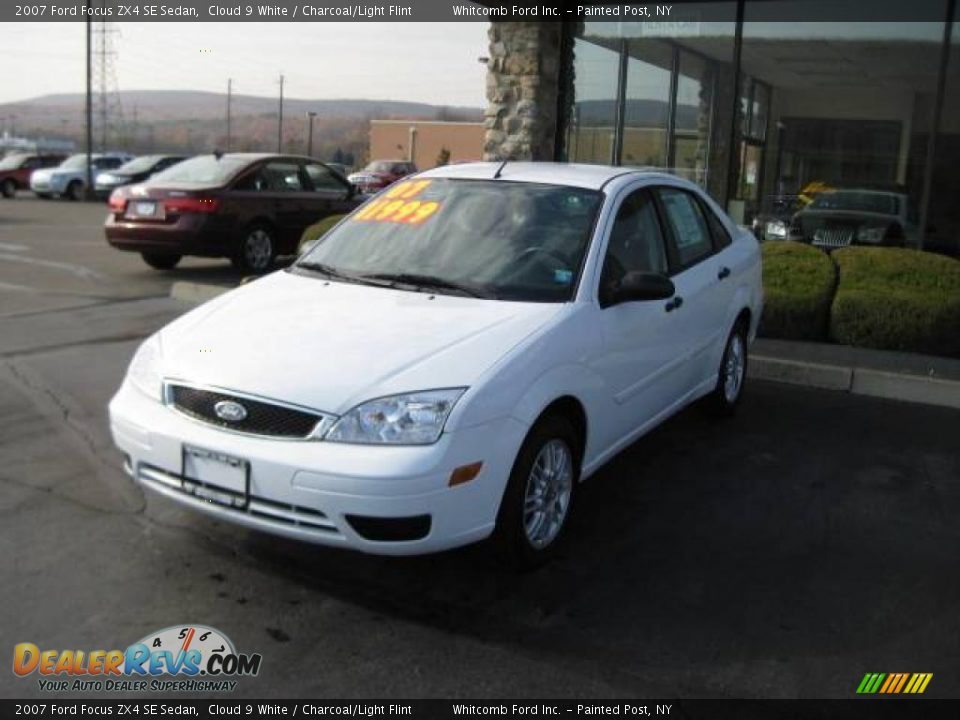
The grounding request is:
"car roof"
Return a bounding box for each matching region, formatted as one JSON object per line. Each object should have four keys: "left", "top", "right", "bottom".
{"left": 418, "top": 161, "right": 680, "bottom": 190}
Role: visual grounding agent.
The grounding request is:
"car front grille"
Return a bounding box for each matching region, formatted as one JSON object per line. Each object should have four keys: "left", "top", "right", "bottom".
{"left": 812, "top": 227, "right": 854, "bottom": 248}
{"left": 166, "top": 384, "right": 331, "bottom": 439}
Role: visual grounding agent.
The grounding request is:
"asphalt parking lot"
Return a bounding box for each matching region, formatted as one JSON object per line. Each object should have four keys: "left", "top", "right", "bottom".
{"left": 1, "top": 196, "right": 958, "bottom": 699}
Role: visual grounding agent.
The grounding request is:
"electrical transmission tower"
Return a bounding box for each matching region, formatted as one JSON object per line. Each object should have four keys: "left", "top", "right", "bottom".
{"left": 92, "top": 20, "right": 124, "bottom": 151}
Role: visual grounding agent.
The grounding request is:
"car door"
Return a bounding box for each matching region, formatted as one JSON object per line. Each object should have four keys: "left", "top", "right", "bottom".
{"left": 590, "top": 187, "right": 691, "bottom": 449}
{"left": 303, "top": 161, "right": 357, "bottom": 221}
{"left": 259, "top": 160, "right": 312, "bottom": 252}
{"left": 654, "top": 186, "right": 731, "bottom": 392}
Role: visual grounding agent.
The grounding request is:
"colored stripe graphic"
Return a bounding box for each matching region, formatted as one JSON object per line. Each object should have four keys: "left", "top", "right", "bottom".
{"left": 857, "top": 673, "right": 932, "bottom": 694}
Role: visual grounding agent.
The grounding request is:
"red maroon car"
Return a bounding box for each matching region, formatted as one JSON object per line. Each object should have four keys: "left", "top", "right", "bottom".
{"left": 0, "top": 153, "right": 67, "bottom": 198}
{"left": 347, "top": 160, "right": 417, "bottom": 193}
{"left": 105, "top": 153, "right": 363, "bottom": 272}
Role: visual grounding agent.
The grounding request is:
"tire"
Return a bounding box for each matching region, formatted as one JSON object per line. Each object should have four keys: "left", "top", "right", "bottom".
{"left": 232, "top": 223, "right": 276, "bottom": 273}
{"left": 141, "top": 252, "right": 182, "bottom": 270}
{"left": 1, "top": 179, "right": 16, "bottom": 198}
{"left": 66, "top": 181, "right": 83, "bottom": 201}
{"left": 493, "top": 414, "right": 580, "bottom": 569}
{"left": 706, "top": 319, "right": 749, "bottom": 417}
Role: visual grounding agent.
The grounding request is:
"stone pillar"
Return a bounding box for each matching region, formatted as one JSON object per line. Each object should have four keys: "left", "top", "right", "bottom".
{"left": 483, "top": 22, "right": 563, "bottom": 162}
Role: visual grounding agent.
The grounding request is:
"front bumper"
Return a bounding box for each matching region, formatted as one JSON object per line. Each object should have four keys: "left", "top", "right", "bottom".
{"left": 109, "top": 381, "right": 524, "bottom": 555}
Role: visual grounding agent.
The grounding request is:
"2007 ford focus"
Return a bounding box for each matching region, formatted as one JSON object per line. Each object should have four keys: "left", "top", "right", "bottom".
{"left": 109, "top": 162, "right": 762, "bottom": 566}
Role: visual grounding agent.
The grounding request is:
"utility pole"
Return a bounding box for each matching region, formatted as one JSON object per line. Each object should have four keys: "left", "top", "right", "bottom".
{"left": 84, "top": 11, "right": 93, "bottom": 198}
{"left": 277, "top": 74, "right": 284, "bottom": 153}
{"left": 225, "top": 78, "right": 232, "bottom": 152}
{"left": 306, "top": 111, "right": 316, "bottom": 157}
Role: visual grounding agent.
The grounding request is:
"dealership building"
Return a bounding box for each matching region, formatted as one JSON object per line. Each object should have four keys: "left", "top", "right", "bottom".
{"left": 481, "top": 4, "right": 960, "bottom": 252}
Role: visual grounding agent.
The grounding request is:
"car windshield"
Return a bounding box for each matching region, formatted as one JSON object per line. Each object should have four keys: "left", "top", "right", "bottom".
{"left": 298, "top": 178, "right": 602, "bottom": 303}
{"left": 116, "top": 156, "right": 163, "bottom": 173}
{"left": 809, "top": 191, "right": 899, "bottom": 215}
{"left": 0, "top": 154, "right": 28, "bottom": 170}
{"left": 149, "top": 155, "right": 248, "bottom": 184}
{"left": 59, "top": 154, "right": 90, "bottom": 170}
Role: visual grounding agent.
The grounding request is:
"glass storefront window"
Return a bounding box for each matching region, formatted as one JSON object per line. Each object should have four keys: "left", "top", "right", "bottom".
{"left": 567, "top": 35, "right": 620, "bottom": 164}
{"left": 739, "top": 11, "right": 948, "bottom": 237}
{"left": 621, "top": 40, "right": 672, "bottom": 168}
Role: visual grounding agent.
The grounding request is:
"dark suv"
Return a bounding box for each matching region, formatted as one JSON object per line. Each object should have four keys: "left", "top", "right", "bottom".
{"left": 104, "top": 153, "right": 364, "bottom": 272}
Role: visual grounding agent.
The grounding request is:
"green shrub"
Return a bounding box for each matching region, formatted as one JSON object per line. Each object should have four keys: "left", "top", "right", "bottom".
{"left": 298, "top": 214, "right": 347, "bottom": 253}
{"left": 830, "top": 247, "right": 960, "bottom": 356}
{"left": 760, "top": 241, "right": 837, "bottom": 340}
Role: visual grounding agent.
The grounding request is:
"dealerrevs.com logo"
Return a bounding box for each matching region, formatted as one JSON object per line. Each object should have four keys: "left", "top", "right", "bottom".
{"left": 13, "top": 625, "right": 262, "bottom": 693}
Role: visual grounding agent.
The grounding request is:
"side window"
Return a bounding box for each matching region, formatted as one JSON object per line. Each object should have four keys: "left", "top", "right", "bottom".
{"left": 304, "top": 163, "right": 345, "bottom": 192}
{"left": 600, "top": 189, "right": 668, "bottom": 300}
{"left": 262, "top": 162, "right": 304, "bottom": 192}
{"left": 657, "top": 188, "right": 715, "bottom": 269}
{"left": 23, "top": 157, "right": 41, "bottom": 169}
{"left": 96, "top": 158, "right": 123, "bottom": 170}
{"left": 700, "top": 199, "right": 733, "bottom": 250}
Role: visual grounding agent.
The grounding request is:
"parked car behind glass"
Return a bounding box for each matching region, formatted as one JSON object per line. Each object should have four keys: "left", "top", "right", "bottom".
{"left": 347, "top": 159, "right": 416, "bottom": 193}
{"left": 94, "top": 154, "right": 186, "bottom": 198}
{"left": 791, "top": 189, "right": 914, "bottom": 250}
{"left": 30, "top": 153, "right": 132, "bottom": 200}
{"left": 0, "top": 153, "right": 66, "bottom": 198}
{"left": 104, "top": 153, "right": 364, "bottom": 272}
{"left": 109, "top": 163, "right": 763, "bottom": 566}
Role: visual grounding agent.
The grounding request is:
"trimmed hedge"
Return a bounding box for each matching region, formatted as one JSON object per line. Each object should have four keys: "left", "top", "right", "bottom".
{"left": 830, "top": 247, "right": 960, "bottom": 357}
{"left": 760, "top": 241, "right": 837, "bottom": 340}
{"left": 298, "top": 214, "right": 347, "bottom": 253}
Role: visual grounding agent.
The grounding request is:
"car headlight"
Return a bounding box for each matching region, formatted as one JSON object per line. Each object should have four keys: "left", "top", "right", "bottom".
{"left": 325, "top": 388, "right": 466, "bottom": 445}
{"left": 765, "top": 219, "right": 788, "bottom": 239}
{"left": 857, "top": 226, "right": 886, "bottom": 244}
{"left": 127, "top": 334, "right": 163, "bottom": 401}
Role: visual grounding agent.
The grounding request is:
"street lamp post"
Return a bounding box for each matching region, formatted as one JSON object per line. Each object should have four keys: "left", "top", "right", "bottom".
{"left": 306, "top": 111, "right": 317, "bottom": 158}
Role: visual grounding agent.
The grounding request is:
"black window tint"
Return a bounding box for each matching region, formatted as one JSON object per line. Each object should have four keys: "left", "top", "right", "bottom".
{"left": 304, "top": 163, "right": 344, "bottom": 192}
{"left": 701, "top": 199, "right": 733, "bottom": 250}
{"left": 262, "top": 162, "right": 303, "bottom": 192}
{"left": 658, "top": 188, "right": 714, "bottom": 268}
{"left": 600, "top": 190, "right": 668, "bottom": 297}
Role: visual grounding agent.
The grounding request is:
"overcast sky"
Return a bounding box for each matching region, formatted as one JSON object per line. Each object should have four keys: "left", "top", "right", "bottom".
{"left": 0, "top": 22, "right": 490, "bottom": 106}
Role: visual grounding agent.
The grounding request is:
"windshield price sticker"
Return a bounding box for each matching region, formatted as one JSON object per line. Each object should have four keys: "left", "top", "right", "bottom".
{"left": 352, "top": 180, "right": 441, "bottom": 225}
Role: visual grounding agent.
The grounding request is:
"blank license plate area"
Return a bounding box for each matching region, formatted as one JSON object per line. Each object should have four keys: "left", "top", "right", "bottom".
{"left": 182, "top": 445, "right": 248, "bottom": 508}
{"left": 126, "top": 200, "right": 161, "bottom": 219}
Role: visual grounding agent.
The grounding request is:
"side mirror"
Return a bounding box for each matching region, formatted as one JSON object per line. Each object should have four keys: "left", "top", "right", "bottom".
{"left": 604, "top": 271, "right": 675, "bottom": 307}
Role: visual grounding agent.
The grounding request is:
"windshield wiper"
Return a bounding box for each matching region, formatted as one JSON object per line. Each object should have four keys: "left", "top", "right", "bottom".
{"left": 360, "top": 272, "right": 493, "bottom": 299}
{"left": 295, "top": 262, "right": 393, "bottom": 289}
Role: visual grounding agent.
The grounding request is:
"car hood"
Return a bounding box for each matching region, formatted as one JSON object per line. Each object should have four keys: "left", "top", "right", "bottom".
{"left": 158, "top": 270, "right": 563, "bottom": 415}
{"left": 33, "top": 168, "right": 81, "bottom": 180}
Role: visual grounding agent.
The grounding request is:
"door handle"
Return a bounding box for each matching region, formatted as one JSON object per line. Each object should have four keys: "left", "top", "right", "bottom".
{"left": 665, "top": 296, "right": 684, "bottom": 312}
{"left": 718, "top": 266, "right": 731, "bottom": 280}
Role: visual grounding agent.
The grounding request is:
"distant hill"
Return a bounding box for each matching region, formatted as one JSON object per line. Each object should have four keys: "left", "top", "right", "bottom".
{"left": 0, "top": 89, "right": 484, "bottom": 163}
{"left": 2, "top": 90, "right": 483, "bottom": 123}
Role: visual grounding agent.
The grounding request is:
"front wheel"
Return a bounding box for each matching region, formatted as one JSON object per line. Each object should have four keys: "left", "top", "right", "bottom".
{"left": 141, "top": 252, "right": 181, "bottom": 270}
{"left": 1, "top": 179, "right": 16, "bottom": 198}
{"left": 232, "top": 224, "right": 275, "bottom": 273}
{"left": 66, "top": 181, "right": 84, "bottom": 201}
{"left": 706, "top": 320, "right": 748, "bottom": 416}
{"left": 493, "top": 414, "right": 580, "bottom": 569}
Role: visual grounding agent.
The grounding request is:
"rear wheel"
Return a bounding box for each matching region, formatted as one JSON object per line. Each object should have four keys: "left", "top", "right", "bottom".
{"left": 493, "top": 414, "right": 580, "bottom": 569}
{"left": 66, "top": 181, "right": 83, "bottom": 201}
{"left": 141, "top": 252, "right": 181, "bottom": 270}
{"left": 232, "top": 224, "right": 275, "bottom": 273}
{"left": 1, "top": 179, "right": 16, "bottom": 198}
{"left": 706, "top": 320, "right": 748, "bottom": 416}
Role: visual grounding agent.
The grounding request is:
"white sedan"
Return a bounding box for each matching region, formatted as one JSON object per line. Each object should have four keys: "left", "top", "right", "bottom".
{"left": 109, "top": 163, "right": 762, "bottom": 566}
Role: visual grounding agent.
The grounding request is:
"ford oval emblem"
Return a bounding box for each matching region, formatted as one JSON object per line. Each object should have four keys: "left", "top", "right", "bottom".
{"left": 214, "top": 400, "right": 248, "bottom": 423}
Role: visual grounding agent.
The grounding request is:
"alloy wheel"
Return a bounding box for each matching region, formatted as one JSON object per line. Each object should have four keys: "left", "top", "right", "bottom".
{"left": 522, "top": 438, "right": 574, "bottom": 550}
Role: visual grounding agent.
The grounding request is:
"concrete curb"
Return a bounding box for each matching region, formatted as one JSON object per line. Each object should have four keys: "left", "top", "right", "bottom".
{"left": 168, "top": 281, "right": 960, "bottom": 411}
{"left": 169, "top": 281, "right": 230, "bottom": 305}
{"left": 750, "top": 355, "right": 960, "bottom": 410}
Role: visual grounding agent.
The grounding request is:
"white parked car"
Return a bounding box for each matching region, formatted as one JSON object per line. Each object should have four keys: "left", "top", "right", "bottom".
{"left": 109, "top": 163, "right": 762, "bottom": 566}
{"left": 30, "top": 152, "right": 132, "bottom": 200}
